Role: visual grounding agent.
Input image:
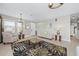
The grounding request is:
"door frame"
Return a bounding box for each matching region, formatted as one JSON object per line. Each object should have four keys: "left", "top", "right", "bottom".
{"left": 0, "top": 16, "right": 3, "bottom": 43}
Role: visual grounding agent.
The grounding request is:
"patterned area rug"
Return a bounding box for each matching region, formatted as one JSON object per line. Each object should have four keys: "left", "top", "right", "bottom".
{"left": 11, "top": 40, "right": 67, "bottom": 56}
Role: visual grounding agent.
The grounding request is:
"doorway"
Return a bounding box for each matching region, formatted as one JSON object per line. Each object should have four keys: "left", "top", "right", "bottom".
{"left": 0, "top": 16, "right": 3, "bottom": 43}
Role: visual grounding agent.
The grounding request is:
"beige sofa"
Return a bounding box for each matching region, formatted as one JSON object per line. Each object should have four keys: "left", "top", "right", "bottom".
{"left": 2, "top": 32, "right": 18, "bottom": 44}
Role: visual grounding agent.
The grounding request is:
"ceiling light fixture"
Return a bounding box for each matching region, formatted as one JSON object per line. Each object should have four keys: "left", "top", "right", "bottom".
{"left": 19, "top": 13, "right": 23, "bottom": 23}
{"left": 48, "top": 3, "right": 63, "bottom": 9}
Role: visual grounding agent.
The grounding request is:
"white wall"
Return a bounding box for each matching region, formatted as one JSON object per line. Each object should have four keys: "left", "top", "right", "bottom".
{"left": 37, "top": 15, "right": 70, "bottom": 42}
{"left": 37, "top": 22, "right": 51, "bottom": 38}
{"left": 76, "top": 46, "right": 79, "bottom": 56}
{"left": 23, "top": 22, "right": 36, "bottom": 36}
{"left": 56, "top": 16, "right": 70, "bottom": 42}
{"left": 30, "top": 23, "right": 35, "bottom": 35}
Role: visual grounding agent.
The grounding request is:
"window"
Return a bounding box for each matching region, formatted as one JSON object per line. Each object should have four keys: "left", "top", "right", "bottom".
{"left": 4, "top": 21, "right": 15, "bottom": 33}
{"left": 17, "top": 22, "right": 22, "bottom": 33}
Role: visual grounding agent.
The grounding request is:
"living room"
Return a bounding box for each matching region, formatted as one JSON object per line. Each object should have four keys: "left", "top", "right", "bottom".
{"left": 0, "top": 3, "right": 79, "bottom": 56}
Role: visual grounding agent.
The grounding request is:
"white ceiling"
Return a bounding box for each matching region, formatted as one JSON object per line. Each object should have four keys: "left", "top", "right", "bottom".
{"left": 0, "top": 3, "right": 79, "bottom": 22}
